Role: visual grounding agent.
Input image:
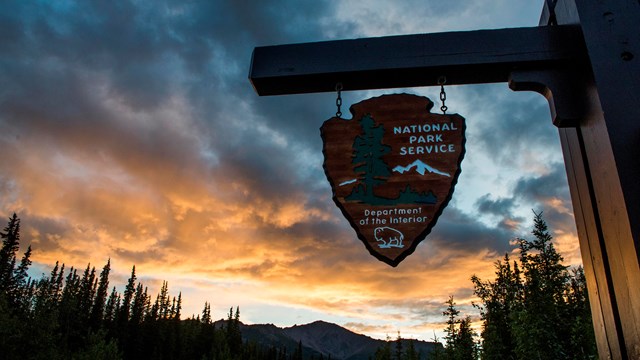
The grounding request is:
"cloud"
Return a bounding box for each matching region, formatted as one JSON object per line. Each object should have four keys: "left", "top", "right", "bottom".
{"left": 0, "top": 0, "right": 580, "bottom": 341}
{"left": 475, "top": 194, "right": 516, "bottom": 216}
{"left": 332, "top": 0, "right": 543, "bottom": 38}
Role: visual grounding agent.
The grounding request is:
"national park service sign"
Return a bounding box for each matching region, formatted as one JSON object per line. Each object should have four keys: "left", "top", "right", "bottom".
{"left": 321, "top": 94, "right": 466, "bottom": 266}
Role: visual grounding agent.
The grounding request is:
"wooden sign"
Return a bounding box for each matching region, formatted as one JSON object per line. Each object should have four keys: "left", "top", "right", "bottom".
{"left": 321, "top": 94, "right": 466, "bottom": 266}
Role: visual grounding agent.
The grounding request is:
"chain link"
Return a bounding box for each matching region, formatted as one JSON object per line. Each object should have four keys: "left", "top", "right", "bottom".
{"left": 438, "top": 76, "right": 448, "bottom": 114}
{"left": 335, "top": 83, "right": 343, "bottom": 118}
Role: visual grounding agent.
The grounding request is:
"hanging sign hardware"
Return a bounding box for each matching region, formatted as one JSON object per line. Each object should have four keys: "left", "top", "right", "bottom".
{"left": 335, "top": 82, "right": 343, "bottom": 118}
{"left": 438, "top": 76, "right": 448, "bottom": 114}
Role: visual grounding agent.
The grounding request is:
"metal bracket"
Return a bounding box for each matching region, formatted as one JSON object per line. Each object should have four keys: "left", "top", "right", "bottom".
{"left": 509, "top": 68, "right": 589, "bottom": 128}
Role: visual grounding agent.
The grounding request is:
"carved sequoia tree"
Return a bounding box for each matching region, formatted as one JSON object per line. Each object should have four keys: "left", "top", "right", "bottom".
{"left": 350, "top": 114, "right": 391, "bottom": 202}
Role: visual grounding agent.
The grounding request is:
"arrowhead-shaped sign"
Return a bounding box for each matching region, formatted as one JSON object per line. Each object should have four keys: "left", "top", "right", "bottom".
{"left": 321, "top": 94, "right": 466, "bottom": 266}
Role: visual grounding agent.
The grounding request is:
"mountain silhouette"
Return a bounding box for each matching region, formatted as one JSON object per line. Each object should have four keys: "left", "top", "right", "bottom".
{"left": 392, "top": 160, "right": 450, "bottom": 177}
{"left": 218, "top": 319, "right": 441, "bottom": 360}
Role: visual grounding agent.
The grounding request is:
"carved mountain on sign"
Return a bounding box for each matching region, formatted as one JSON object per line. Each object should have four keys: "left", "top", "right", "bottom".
{"left": 392, "top": 160, "right": 451, "bottom": 177}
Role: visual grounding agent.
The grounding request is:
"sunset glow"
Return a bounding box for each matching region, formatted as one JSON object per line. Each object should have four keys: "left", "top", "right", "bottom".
{"left": 0, "top": 0, "right": 581, "bottom": 342}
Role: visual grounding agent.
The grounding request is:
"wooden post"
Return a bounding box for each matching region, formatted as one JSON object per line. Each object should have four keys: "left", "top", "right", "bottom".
{"left": 538, "top": 1, "right": 640, "bottom": 358}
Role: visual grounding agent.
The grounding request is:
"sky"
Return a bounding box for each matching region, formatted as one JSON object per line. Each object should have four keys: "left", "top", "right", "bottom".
{"left": 0, "top": 0, "right": 582, "bottom": 341}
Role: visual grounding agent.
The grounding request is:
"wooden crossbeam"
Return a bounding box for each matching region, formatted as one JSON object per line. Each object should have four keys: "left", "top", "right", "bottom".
{"left": 249, "top": 25, "right": 587, "bottom": 95}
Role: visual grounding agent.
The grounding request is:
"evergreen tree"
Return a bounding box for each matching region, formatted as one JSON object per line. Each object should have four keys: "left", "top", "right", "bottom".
{"left": 53, "top": 262, "right": 66, "bottom": 302}
{"left": 34, "top": 261, "right": 65, "bottom": 312}
{"left": 0, "top": 214, "right": 33, "bottom": 357}
{"left": 454, "top": 317, "right": 478, "bottom": 360}
{"left": 404, "top": 339, "right": 419, "bottom": 360}
{"left": 435, "top": 297, "right": 479, "bottom": 360}
{"left": 511, "top": 212, "right": 568, "bottom": 359}
{"left": 0, "top": 214, "right": 22, "bottom": 300}
{"left": 374, "top": 335, "right": 392, "bottom": 360}
{"left": 472, "top": 212, "right": 597, "bottom": 360}
{"left": 442, "top": 296, "right": 460, "bottom": 359}
{"left": 201, "top": 301, "right": 212, "bottom": 324}
{"left": 10, "top": 245, "right": 31, "bottom": 310}
{"left": 351, "top": 115, "right": 392, "bottom": 201}
{"left": 174, "top": 292, "right": 182, "bottom": 320}
{"left": 470, "top": 254, "right": 519, "bottom": 360}
{"left": 60, "top": 265, "right": 100, "bottom": 354}
{"left": 118, "top": 265, "right": 136, "bottom": 325}
{"left": 91, "top": 259, "right": 111, "bottom": 328}
{"left": 429, "top": 334, "right": 446, "bottom": 360}
{"left": 156, "top": 280, "right": 170, "bottom": 320}
{"left": 78, "top": 264, "right": 97, "bottom": 320}
{"left": 130, "top": 283, "right": 147, "bottom": 325}
{"left": 395, "top": 332, "right": 403, "bottom": 360}
{"left": 104, "top": 286, "right": 119, "bottom": 324}
{"left": 170, "top": 296, "right": 177, "bottom": 319}
{"left": 226, "top": 306, "right": 243, "bottom": 354}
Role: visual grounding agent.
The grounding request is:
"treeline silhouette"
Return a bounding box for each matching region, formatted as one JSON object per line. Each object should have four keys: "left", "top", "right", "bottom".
{"left": 421, "top": 212, "right": 597, "bottom": 360}
{"left": 0, "top": 213, "right": 313, "bottom": 360}
{"left": 1, "top": 212, "right": 598, "bottom": 360}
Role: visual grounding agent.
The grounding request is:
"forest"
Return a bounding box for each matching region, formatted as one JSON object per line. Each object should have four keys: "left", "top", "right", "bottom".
{"left": 418, "top": 212, "right": 597, "bottom": 360}
{"left": 0, "top": 213, "right": 597, "bottom": 359}
{"left": 0, "top": 213, "right": 311, "bottom": 360}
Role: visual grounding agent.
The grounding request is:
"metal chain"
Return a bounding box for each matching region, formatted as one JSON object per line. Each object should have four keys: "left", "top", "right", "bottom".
{"left": 335, "top": 82, "right": 343, "bottom": 118}
{"left": 438, "top": 76, "right": 448, "bottom": 114}
{"left": 546, "top": 0, "right": 558, "bottom": 26}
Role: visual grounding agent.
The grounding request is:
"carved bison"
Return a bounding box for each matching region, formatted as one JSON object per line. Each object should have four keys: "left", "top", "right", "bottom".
{"left": 374, "top": 227, "right": 405, "bottom": 248}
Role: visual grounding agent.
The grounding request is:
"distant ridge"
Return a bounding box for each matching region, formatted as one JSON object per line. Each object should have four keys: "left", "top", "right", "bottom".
{"left": 283, "top": 321, "right": 379, "bottom": 360}
{"left": 218, "top": 319, "right": 440, "bottom": 360}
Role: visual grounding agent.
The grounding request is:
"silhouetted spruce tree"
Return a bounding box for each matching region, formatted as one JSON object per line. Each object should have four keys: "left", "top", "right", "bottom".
{"left": 470, "top": 253, "right": 520, "bottom": 360}
{"left": 78, "top": 264, "right": 97, "bottom": 320}
{"left": 59, "top": 266, "right": 84, "bottom": 353}
{"left": 404, "top": 339, "right": 419, "bottom": 360}
{"left": 429, "top": 334, "right": 446, "bottom": 360}
{"left": 119, "top": 265, "right": 136, "bottom": 324}
{"left": 0, "top": 214, "right": 32, "bottom": 311}
{"left": 195, "top": 302, "right": 217, "bottom": 358}
{"left": 104, "top": 286, "right": 119, "bottom": 324}
{"left": 130, "top": 283, "right": 148, "bottom": 325}
{"left": 201, "top": 301, "right": 212, "bottom": 324}
{"left": 395, "top": 332, "right": 403, "bottom": 360}
{"left": 0, "top": 214, "right": 21, "bottom": 293}
{"left": 226, "top": 306, "right": 243, "bottom": 355}
{"left": 434, "top": 296, "right": 479, "bottom": 360}
{"left": 156, "top": 280, "right": 170, "bottom": 320}
{"left": 512, "top": 212, "right": 570, "bottom": 359}
{"left": 442, "top": 296, "right": 460, "bottom": 360}
{"left": 174, "top": 292, "right": 182, "bottom": 320}
{"left": 91, "top": 259, "right": 111, "bottom": 329}
{"left": 117, "top": 265, "right": 136, "bottom": 357}
{"left": 455, "top": 317, "right": 478, "bottom": 360}
{"left": 32, "top": 261, "right": 61, "bottom": 314}
{"left": 170, "top": 296, "right": 177, "bottom": 319}
{"left": 0, "top": 214, "right": 32, "bottom": 357}
{"left": 9, "top": 244, "right": 31, "bottom": 310}
{"left": 26, "top": 261, "right": 68, "bottom": 358}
